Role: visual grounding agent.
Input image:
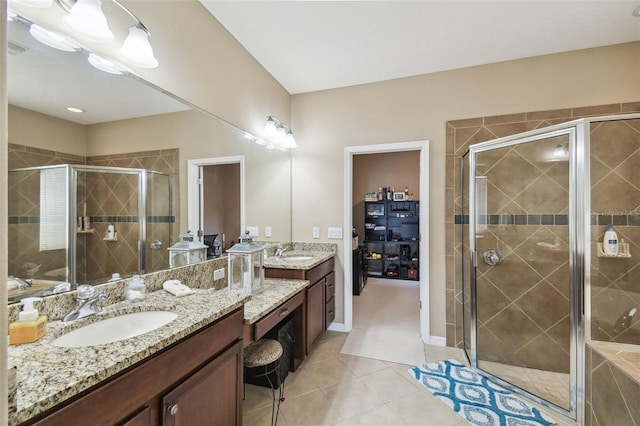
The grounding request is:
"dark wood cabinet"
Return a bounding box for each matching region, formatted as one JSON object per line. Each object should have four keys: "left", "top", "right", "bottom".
{"left": 265, "top": 256, "right": 335, "bottom": 354}
{"left": 28, "top": 308, "right": 244, "bottom": 426}
{"left": 162, "top": 341, "right": 242, "bottom": 426}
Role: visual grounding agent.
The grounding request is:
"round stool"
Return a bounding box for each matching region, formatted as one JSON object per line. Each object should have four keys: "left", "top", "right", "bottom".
{"left": 244, "top": 338, "right": 285, "bottom": 426}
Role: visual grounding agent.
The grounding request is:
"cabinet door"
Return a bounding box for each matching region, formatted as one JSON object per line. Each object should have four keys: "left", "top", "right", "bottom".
{"left": 306, "top": 279, "right": 325, "bottom": 354}
{"left": 120, "top": 406, "right": 152, "bottom": 426}
{"left": 163, "top": 341, "right": 242, "bottom": 426}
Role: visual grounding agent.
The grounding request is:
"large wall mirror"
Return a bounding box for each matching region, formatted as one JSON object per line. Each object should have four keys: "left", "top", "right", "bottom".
{"left": 6, "top": 10, "right": 292, "bottom": 303}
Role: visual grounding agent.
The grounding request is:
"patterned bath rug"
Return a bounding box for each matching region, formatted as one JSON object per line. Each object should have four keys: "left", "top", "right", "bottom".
{"left": 409, "top": 359, "right": 556, "bottom": 426}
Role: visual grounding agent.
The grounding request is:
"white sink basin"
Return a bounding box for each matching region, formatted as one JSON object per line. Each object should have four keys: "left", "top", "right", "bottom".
{"left": 52, "top": 311, "right": 178, "bottom": 348}
{"left": 283, "top": 256, "right": 314, "bottom": 261}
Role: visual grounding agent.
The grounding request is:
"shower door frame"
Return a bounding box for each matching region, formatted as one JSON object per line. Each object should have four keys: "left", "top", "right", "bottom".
{"left": 67, "top": 165, "right": 172, "bottom": 286}
{"left": 467, "top": 119, "right": 587, "bottom": 423}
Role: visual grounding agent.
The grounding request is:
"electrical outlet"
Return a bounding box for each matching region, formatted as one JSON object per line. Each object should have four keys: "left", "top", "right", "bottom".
{"left": 313, "top": 227, "right": 320, "bottom": 239}
{"left": 328, "top": 227, "right": 343, "bottom": 239}
{"left": 265, "top": 226, "right": 272, "bottom": 237}
{"left": 246, "top": 226, "right": 259, "bottom": 237}
{"left": 213, "top": 268, "right": 225, "bottom": 281}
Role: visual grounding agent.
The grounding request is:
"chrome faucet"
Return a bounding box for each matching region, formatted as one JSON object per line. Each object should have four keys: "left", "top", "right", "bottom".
{"left": 275, "top": 244, "right": 288, "bottom": 259}
{"left": 63, "top": 285, "right": 107, "bottom": 322}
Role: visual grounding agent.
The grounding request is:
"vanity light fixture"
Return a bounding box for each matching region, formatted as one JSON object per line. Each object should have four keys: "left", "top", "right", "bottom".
{"left": 263, "top": 116, "right": 297, "bottom": 149}
{"left": 16, "top": 0, "right": 159, "bottom": 68}
{"left": 64, "top": 0, "right": 114, "bottom": 42}
{"left": 30, "top": 24, "right": 80, "bottom": 52}
{"left": 551, "top": 144, "right": 568, "bottom": 161}
{"left": 8, "top": 10, "right": 18, "bottom": 21}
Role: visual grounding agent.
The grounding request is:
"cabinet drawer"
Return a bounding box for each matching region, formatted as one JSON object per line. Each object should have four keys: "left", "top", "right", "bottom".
{"left": 325, "top": 298, "right": 335, "bottom": 329}
{"left": 254, "top": 290, "right": 305, "bottom": 340}
{"left": 325, "top": 271, "right": 335, "bottom": 301}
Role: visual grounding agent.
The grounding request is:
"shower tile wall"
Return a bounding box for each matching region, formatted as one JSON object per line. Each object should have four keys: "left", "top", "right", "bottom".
{"left": 7, "top": 145, "right": 84, "bottom": 279}
{"left": 589, "top": 119, "right": 640, "bottom": 345}
{"left": 445, "top": 102, "right": 640, "bottom": 354}
{"left": 7, "top": 145, "right": 179, "bottom": 283}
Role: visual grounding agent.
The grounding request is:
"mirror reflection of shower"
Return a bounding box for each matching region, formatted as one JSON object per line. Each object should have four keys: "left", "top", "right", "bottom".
{"left": 7, "top": 164, "right": 172, "bottom": 303}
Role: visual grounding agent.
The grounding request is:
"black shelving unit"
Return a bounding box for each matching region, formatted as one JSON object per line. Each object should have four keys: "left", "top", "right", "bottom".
{"left": 364, "top": 200, "right": 419, "bottom": 280}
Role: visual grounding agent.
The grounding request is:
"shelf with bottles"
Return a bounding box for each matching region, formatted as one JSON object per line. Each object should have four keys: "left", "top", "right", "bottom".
{"left": 596, "top": 241, "right": 631, "bottom": 258}
{"left": 77, "top": 228, "right": 95, "bottom": 234}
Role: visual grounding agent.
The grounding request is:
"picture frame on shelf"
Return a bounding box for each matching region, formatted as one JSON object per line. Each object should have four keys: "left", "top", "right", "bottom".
{"left": 393, "top": 192, "right": 406, "bottom": 201}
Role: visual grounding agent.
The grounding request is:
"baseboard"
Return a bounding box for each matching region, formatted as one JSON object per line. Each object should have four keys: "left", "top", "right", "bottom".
{"left": 327, "top": 322, "right": 346, "bottom": 332}
{"left": 428, "top": 335, "right": 446, "bottom": 346}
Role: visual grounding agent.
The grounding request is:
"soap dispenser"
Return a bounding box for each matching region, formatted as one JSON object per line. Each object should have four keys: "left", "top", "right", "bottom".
{"left": 603, "top": 224, "right": 619, "bottom": 256}
{"left": 9, "top": 297, "right": 47, "bottom": 345}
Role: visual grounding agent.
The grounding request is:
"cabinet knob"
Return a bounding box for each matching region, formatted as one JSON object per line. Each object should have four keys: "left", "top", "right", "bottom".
{"left": 168, "top": 404, "right": 179, "bottom": 416}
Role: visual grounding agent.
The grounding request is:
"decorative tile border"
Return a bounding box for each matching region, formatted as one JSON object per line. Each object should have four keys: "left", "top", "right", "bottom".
{"left": 9, "top": 215, "right": 175, "bottom": 224}
{"left": 454, "top": 214, "right": 640, "bottom": 226}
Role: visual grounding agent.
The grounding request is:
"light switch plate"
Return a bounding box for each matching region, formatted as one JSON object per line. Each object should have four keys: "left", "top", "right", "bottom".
{"left": 246, "top": 226, "right": 259, "bottom": 237}
{"left": 265, "top": 226, "right": 272, "bottom": 237}
{"left": 328, "top": 227, "right": 343, "bottom": 239}
{"left": 213, "top": 268, "right": 225, "bottom": 281}
{"left": 313, "top": 227, "right": 320, "bottom": 239}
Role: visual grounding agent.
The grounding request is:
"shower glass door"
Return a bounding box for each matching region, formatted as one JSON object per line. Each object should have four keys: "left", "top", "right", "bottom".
{"left": 467, "top": 126, "right": 580, "bottom": 418}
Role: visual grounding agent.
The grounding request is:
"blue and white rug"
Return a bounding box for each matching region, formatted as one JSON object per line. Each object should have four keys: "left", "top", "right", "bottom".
{"left": 409, "top": 360, "right": 556, "bottom": 426}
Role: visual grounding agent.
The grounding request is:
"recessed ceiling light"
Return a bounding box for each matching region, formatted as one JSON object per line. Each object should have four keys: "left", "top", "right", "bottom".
{"left": 66, "top": 106, "right": 85, "bottom": 113}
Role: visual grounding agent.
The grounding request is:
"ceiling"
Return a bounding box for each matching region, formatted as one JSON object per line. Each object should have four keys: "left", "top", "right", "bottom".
{"left": 201, "top": 1, "right": 640, "bottom": 95}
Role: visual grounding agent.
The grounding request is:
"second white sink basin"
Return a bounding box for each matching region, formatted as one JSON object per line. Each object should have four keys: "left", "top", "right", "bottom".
{"left": 283, "top": 256, "right": 314, "bottom": 261}
{"left": 52, "top": 311, "right": 178, "bottom": 348}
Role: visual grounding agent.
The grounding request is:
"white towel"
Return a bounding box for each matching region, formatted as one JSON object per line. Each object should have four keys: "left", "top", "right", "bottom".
{"left": 163, "top": 280, "right": 195, "bottom": 297}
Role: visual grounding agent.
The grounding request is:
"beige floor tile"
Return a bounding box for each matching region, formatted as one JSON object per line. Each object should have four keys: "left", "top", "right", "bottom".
{"left": 243, "top": 383, "right": 277, "bottom": 414}
{"left": 337, "top": 354, "right": 389, "bottom": 376}
{"left": 280, "top": 388, "right": 343, "bottom": 425}
{"left": 386, "top": 391, "right": 463, "bottom": 426}
{"left": 243, "top": 404, "right": 288, "bottom": 426}
{"left": 385, "top": 362, "right": 425, "bottom": 390}
{"left": 321, "top": 377, "right": 386, "bottom": 419}
{"left": 359, "top": 367, "right": 424, "bottom": 403}
{"left": 304, "top": 357, "right": 357, "bottom": 388}
{"left": 280, "top": 367, "right": 319, "bottom": 399}
{"left": 304, "top": 336, "right": 348, "bottom": 366}
{"left": 331, "top": 404, "right": 410, "bottom": 425}
{"left": 424, "top": 344, "right": 468, "bottom": 365}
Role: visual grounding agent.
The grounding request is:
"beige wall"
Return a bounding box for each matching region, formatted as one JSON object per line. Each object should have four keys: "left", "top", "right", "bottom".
{"left": 291, "top": 42, "right": 640, "bottom": 337}
{"left": 203, "top": 163, "right": 241, "bottom": 250}
{"left": 8, "top": 105, "right": 86, "bottom": 156}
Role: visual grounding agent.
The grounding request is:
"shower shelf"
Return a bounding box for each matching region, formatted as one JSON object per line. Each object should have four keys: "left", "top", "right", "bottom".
{"left": 77, "top": 229, "right": 95, "bottom": 234}
{"left": 597, "top": 243, "right": 631, "bottom": 258}
{"left": 103, "top": 234, "right": 118, "bottom": 242}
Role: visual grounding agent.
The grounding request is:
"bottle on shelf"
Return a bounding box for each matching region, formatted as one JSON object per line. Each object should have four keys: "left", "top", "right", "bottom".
{"left": 83, "top": 203, "right": 91, "bottom": 231}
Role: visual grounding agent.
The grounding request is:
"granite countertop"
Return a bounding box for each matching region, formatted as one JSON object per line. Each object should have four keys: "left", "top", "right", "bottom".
{"left": 244, "top": 278, "right": 309, "bottom": 324}
{"left": 263, "top": 250, "right": 334, "bottom": 270}
{"left": 7, "top": 287, "right": 249, "bottom": 426}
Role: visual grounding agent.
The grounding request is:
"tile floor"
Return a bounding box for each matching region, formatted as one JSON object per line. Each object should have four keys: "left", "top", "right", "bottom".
{"left": 242, "top": 278, "right": 574, "bottom": 425}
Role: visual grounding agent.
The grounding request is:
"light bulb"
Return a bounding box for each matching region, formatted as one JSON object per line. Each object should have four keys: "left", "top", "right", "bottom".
{"left": 276, "top": 125, "right": 287, "bottom": 144}
{"left": 264, "top": 116, "right": 277, "bottom": 139}
{"left": 120, "top": 26, "right": 158, "bottom": 68}
{"left": 284, "top": 130, "right": 297, "bottom": 149}
{"left": 64, "top": 0, "right": 114, "bottom": 43}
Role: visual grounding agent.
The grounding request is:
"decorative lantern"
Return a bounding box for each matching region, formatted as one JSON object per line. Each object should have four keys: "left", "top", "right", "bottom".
{"left": 227, "top": 231, "right": 265, "bottom": 294}
{"left": 168, "top": 231, "right": 208, "bottom": 268}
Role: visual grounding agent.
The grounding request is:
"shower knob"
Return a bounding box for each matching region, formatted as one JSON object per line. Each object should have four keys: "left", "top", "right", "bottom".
{"left": 482, "top": 249, "right": 502, "bottom": 266}
{"left": 150, "top": 240, "right": 162, "bottom": 250}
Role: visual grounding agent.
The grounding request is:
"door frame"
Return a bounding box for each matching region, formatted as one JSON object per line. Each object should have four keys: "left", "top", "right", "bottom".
{"left": 343, "top": 140, "right": 431, "bottom": 344}
{"left": 187, "top": 156, "right": 245, "bottom": 239}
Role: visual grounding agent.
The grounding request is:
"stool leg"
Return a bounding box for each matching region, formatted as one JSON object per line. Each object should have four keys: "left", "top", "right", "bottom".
{"left": 264, "top": 365, "right": 278, "bottom": 426}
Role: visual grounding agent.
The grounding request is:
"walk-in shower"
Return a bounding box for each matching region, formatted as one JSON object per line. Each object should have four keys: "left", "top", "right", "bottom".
{"left": 460, "top": 113, "right": 640, "bottom": 423}
{"left": 8, "top": 165, "right": 173, "bottom": 290}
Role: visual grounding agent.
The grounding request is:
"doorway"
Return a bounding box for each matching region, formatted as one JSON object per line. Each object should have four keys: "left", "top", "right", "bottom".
{"left": 343, "top": 141, "right": 430, "bottom": 344}
{"left": 187, "top": 156, "right": 244, "bottom": 251}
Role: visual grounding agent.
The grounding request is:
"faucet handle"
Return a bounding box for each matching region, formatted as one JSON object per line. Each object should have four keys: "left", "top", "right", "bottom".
{"left": 77, "top": 284, "right": 95, "bottom": 300}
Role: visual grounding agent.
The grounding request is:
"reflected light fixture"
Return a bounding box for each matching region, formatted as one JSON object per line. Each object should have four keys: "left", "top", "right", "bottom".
{"left": 64, "top": 0, "right": 114, "bottom": 42}
{"left": 30, "top": 24, "right": 80, "bottom": 51}
{"left": 552, "top": 144, "right": 568, "bottom": 161}
{"left": 88, "top": 53, "right": 124, "bottom": 74}
{"left": 8, "top": 10, "right": 18, "bottom": 21}
{"left": 12, "top": 0, "right": 52, "bottom": 8}
{"left": 263, "top": 116, "right": 297, "bottom": 149}
{"left": 66, "top": 106, "right": 85, "bottom": 113}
